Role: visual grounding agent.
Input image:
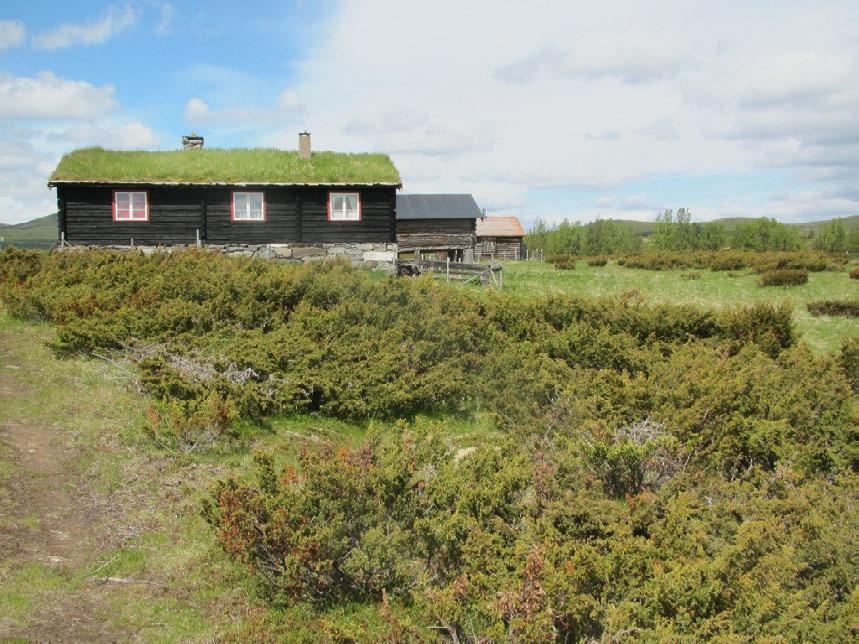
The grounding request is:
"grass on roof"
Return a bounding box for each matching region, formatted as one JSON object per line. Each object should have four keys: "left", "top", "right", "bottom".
{"left": 50, "top": 147, "right": 401, "bottom": 185}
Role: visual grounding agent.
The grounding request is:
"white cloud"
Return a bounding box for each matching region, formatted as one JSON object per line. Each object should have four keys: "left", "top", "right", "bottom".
{"left": 376, "top": 124, "right": 496, "bottom": 157}
{"left": 343, "top": 107, "right": 428, "bottom": 136}
{"left": 184, "top": 97, "right": 210, "bottom": 122}
{"left": 495, "top": 34, "right": 689, "bottom": 84}
{"left": 0, "top": 69, "right": 158, "bottom": 223}
{"left": 155, "top": 2, "right": 174, "bottom": 36}
{"left": 286, "top": 0, "right": 859, "bottom": 222}
{"left": 183, "top": 89, "right": 306, "bottom": 130}
{"left": 0, "top": 20, "right": 25, "bottom": 50}
{"left": 3, "top": 1, "right": 859, "bottom": 224}
{"left": 51, "top": 122, "right": 159, "bottom": 149}
{"left": 277, "top": 90, "right": 301, "bottom": 111}
{"left": 32, "top": 4, "right": 136, "bottom": 50}
{"left": 635, "top": 120, "right": 682, "bottom": 142}
{"left": 0, "top": 72, "right": 117, "bottom": 120}
{"left": 586, "top": 130, "right": 622, "bottom": 142}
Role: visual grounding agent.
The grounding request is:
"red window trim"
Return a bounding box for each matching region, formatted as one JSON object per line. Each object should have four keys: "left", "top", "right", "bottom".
{"left": 327, "top": 191, "right": 362, "bottom": 222}
{"left": 112, "top": 189, "right": 150, "bottom": 222}
{"left": 230, "top": 191, "right": 267, "bottom": 222}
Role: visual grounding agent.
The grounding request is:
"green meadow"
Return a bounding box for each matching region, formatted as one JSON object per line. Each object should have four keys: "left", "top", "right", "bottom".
{"left": 502, "top": 260, "right": 858, "bottom": 353}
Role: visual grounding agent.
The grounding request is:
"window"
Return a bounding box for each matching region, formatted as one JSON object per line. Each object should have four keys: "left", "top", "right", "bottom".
{"left": 328, "top": 192, "right": 361, "bottom": 221}
{"left": 232, "top": 192, "right": 265, "bottom": 221}
{"left": 113, "top": 191, "right": 148, "bottom": 221}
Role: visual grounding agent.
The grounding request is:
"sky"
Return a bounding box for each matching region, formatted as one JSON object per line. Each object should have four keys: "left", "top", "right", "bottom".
{"left": 0, "top": 0, "right": 858, "bottom": 227}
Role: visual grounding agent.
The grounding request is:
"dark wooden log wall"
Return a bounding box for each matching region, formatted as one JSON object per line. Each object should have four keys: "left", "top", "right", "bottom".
{"left": 58, "top": 185, "right": 396, "bottom": 246}
{"left": 62, "top": 185, "right": 200, "bottom": 245}
{"left": 205, "top": 187, "right": 298, "bottom": 245}
{"left": 299, "top": 186, "right": 395, "bottom": 244}
{"left": 396, "top": 218, "right": 475, "bottom": 250}
{"left": 477, "top": 237, "right": 522, "bottom": 261}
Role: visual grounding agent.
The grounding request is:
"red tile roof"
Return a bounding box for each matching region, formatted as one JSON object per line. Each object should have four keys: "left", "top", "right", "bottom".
{"left": 475, "top": 216, "right": 524, "bottom": 238}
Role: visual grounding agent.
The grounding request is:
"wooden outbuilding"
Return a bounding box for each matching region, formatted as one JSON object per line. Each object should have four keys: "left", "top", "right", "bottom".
{"left": 475, "top": 216, "right": 525, "bottom": 260}
{"left": 395, "top": 194, "right": 481, "bottom": 261}
{"left": 48, "top": 133, "right": 402, "bottom": 248}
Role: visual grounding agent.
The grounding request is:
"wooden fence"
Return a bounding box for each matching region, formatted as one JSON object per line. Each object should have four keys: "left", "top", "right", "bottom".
{"left": 397, "top": 258, "right": 503, "bottom": 287}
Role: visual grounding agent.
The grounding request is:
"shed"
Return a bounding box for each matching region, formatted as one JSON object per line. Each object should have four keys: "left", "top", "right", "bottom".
{"left": 475, "top": 216, "right": 525, "bottom": 260}
{"left": 395, "top": 194, "right": 481, "bottom": 261}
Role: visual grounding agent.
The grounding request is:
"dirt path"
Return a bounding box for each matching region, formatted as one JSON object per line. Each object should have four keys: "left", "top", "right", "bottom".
{"left": 0, "top": 319, "right": 268, "bottom": 642}
{"left": 0, "top": 329, "right": 147, "bottom": 641}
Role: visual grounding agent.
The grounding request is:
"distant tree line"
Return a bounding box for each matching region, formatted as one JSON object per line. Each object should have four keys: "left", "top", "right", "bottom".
{"left": 526, "top": 218, "right": 641, "bottom": 257}
{"left": 651, "top": 208, "right": 727, "bottom": 250}
{"left": 813, "top": 218, "right": 859, "bottom": 253}
{"left": 527, "top": 210, "right": 859, "bottom": 255}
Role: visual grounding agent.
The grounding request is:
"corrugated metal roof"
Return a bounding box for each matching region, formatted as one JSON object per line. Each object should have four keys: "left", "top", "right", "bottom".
{"left": 475, "top": 216, "right": 525, "bottom": 238}
{"left": 396, "top": 194, "right": 482, "bottom": 219}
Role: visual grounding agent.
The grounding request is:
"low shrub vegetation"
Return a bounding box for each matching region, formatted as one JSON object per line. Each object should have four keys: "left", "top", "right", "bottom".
{"left": 759, "top": 268, "right": 808, "bottom": 287}
{"left": 1, "top": 246, "right": 855, "bottom": 640}
{"left": 616, "top": 249, "right": 829, "bottom": 273}
{"left": 548, "top": 255, "right": 576, "bottom": 270}
{"left": 807, "top": 300, "right": 859, "bottom": 317}
{"left": 585, "top": 256, "right": 608, "bottom": 266}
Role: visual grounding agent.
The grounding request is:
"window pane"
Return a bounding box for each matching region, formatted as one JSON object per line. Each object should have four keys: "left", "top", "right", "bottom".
{"left": 345, "top": 194, "right": 357, "bottom": 210}
{"left": 233, "top": 192, "right": 264, "bottom": 220}
{"left": 332, "top": 195, "right": 344, "bottom": 211}
{"left": 234, "top": 193, "right": 247, "bottom": 218}
{"left": 116, "top": 192, "right": 130, "bottom": 208}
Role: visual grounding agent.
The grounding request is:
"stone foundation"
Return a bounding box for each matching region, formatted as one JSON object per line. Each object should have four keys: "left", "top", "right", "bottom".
{"left": 60, "top": 242, "right": 399, "bottom": 272}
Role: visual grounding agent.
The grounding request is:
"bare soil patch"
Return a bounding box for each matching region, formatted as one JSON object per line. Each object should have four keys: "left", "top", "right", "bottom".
{"left": 0, "top": 331, "right": 146, "bottom": 641}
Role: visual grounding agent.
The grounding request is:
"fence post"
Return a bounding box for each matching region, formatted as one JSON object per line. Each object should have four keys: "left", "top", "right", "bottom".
{"left": 446, "top": 257, "right": 450, "bottom": 281}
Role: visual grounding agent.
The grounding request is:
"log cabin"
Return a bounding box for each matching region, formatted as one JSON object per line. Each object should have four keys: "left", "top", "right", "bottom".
{"left": 48, "top": 133, "right": 402, "bottom": 250}
{"left": 395, "top": 194, "right": 482, "bottom": 261}
{"left": 475, "top": 216, "right": 525, "bottom": 260}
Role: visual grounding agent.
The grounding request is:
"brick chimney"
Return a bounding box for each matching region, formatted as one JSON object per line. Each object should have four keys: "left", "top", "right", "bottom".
{"left": 298, "top": 131, "right": 311, "bottom": 159}
{"left": 182, "top": 133, "right": 204, "bottom": 149}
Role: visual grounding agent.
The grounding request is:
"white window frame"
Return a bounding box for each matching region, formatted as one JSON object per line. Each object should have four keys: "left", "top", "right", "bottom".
{"left": 113, "top": 190, "right": 149, "bottom": 222}
{"left": 231, "top": 191, "right": 266, "bottom": 222}
{"left": 328, "top": 192, "right": 361, "bottom": 222}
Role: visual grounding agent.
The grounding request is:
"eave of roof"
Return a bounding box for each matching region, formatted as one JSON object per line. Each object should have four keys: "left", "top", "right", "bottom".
{"left": 48, "top": 180, "right": 402, "bottom": 187}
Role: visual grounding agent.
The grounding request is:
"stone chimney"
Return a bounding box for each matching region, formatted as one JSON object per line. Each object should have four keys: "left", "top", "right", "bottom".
{"left": 182, "top": 133, "right": 204, "bottom": 150}
{"left": 298, "top": 131, "right": 311, "bottom": 159}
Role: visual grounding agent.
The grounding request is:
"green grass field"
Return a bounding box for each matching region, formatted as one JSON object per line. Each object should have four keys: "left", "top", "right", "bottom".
{"left": 502, "top": 260, "right": 858, "bottom": 353}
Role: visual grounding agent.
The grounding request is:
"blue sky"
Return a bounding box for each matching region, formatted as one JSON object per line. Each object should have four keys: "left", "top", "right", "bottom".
{"left": 1, "top": 1, "right": 858, "bottom": 226}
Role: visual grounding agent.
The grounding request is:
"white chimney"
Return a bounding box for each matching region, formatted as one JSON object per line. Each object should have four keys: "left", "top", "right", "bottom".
{"left": 298, "top": 131, "right": 311, "bottom": 159}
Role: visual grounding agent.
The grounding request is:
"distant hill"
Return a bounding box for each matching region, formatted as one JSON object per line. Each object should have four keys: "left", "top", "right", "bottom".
{"left": 794, "top": 214, "right": 859, "bottom": 234}
{"left": 0, "top": 213, "right": 58, "bottom": 248}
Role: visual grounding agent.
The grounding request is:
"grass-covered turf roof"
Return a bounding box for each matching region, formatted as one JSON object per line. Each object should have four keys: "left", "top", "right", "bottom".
{"left": 49, "top": 147, "right": 401, "bottom": 185}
